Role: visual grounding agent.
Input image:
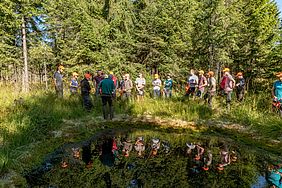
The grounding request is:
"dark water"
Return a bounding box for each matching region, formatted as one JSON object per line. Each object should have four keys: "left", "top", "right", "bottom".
{"left": 24, "top": 128, "right": 274, "bottom": 188}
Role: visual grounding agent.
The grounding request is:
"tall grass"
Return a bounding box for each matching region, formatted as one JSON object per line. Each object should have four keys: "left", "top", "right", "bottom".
{"left": 0, "top": 86, "right": 281, "bottom": 175}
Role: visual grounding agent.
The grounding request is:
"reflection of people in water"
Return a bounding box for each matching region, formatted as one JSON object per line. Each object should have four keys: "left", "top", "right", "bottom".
{"left": 202, "top": 150, "right": 212, "bottom": 171}
{"left": 218, "top": 145, "right": 230, "bottom": 171}
{"left": 267, "top": 164, "right": 282, "bottom": 188}
{"left": 195, "top": 143, "right": 205, "bottom": 161}
{"left": 186, "top": 142, "right": 196, "bottom": 155}
{"left": 151, "top": 138, "right": 160, "bottom": 156}
{"left": 122, "top": 138, "right": 133, "bottom": 157}
{"left": 134, "top": 137, "right": 145, "bottom": 157}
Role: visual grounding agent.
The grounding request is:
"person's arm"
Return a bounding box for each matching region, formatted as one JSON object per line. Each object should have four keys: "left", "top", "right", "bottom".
{"left": 203, "top": 77, "right": 208, "bottom": 87}
{"left": 272, "top": 85, "right": 276, "bottom": 98}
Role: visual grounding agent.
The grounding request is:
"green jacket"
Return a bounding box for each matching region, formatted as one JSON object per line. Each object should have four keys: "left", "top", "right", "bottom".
{"left": 98, "top": 78, "right": 115, "bottom": 95}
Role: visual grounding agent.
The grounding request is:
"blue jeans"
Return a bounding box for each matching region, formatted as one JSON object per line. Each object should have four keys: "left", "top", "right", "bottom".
{"left": 164, "top": 88, "right": 172, "bottom": 98}
{"left": 153, "top": 89, "right": 161, "bottom": 98}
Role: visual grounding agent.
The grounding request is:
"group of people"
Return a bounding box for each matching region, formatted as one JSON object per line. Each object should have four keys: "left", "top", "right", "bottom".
{"left": 53, "top": 65, "right": 282, "bottom": 118}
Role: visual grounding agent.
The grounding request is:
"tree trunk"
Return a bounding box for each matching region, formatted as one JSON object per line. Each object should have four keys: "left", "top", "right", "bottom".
{"left": 22, "top": 16, "right": 29, "bottom": 92}
{"left": 44, "top": 61, "right": 48, "bottom": 90}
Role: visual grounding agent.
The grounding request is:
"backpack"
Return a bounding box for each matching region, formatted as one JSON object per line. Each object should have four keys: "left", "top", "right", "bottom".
{"left": 220, "top": 77, "right": 227, "bottom": 90}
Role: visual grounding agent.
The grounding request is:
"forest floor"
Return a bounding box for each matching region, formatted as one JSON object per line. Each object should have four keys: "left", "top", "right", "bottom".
{"left": 0, "top": 87, "right": 281, "bottom": 187}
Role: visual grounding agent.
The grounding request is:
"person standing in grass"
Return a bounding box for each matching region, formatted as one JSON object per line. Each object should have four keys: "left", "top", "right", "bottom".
{"left": 98, "top": 74, "right": 115, "bottom": 120}
{"left": 109, "top": 71, "right": 118, "bottom": 99}
{"left": 206, "top": 71, "right": 216, "bottom": 108}
{"left": 119, "top": 75, "right": 126, "bottom": 99}
{"left": 220, "top": 68, "right": 235, "bottom": 111}
{"left": 70, "top": 72, "right": 79, "bottom": 95}
{"left": 81, "top": 73, "right": 93, "bottom": 112}
{"left": 196, "top": 70, "right": 207, "bottom": 98}
{"left": 272, "top": 72, "right": 282, "bottom": 115}
{"left": 93, "top": 70, "right": 104, "bottom": 97}
{"left": 186, "top": 69, "right": 198, "bottom": 99}
{"left": 164, "top": 74, "right": 173, "bottom": 98}
{"left": 135, "top": 73, "right": 146, "bottom": 101}
{"left": 152, "top": 74, "right": 162, "bottom": 98}
{"left": 235, "top": 72, "right": 245, "bottom": 102}
{"left": 123, "top": 74, "right": 133, "bottom": 100}
{"left": 53, "top": 65, "right": 64, "bottom": 98}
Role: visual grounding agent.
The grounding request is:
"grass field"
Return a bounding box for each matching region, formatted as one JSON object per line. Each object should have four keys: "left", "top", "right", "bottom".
{"left": 0, "top": 85, "right": 281, "bottom": 186}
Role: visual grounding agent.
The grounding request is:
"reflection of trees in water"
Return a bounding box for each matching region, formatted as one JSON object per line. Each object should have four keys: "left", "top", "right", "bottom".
{"left": 25, "top": 129, "right": 263, "bottom": 187}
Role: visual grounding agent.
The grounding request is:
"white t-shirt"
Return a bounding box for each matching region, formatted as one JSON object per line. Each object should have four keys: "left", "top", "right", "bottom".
{"left": 188, "top": 75, "right": 198, "bottom": 87}
{"left": 152, "top": 79, "right": 162, "bottom": 90}
{"left": 135, "top": 78, "right": 146, "bottom": 89}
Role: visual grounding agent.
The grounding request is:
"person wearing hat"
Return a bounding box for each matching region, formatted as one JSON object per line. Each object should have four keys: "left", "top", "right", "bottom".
{"left": 93, "top": 70, "right": 104, "bottom": 97}
{"left": 152, "top": 74, "right": 162, "bottom": 98}
{"left": 196, "top": 70, "right": 207, "bottom": 98}
{"left": 235, "top": 72, "right": 245, "bottom": 102}
{"left": 109, "top": 71, "right": 118, "bottom": 98}
{"left": 70, "top": 72, "right": 79, "bottom": 95}
{"left": 272, "top": 72, "right": 282, "bottom": 115}
{"left": 80, "top": 73, "right": 93, "bottom": 111}
{"left": 53, "top": 65, "right": 64, "bottom": 98}
{"left": 206, "top": 71, "right": 216, "bottom": 108}
{"left": 135, "top": 73, "right": 146, "bottom": 101}
{"left": 186, "top": 69, "right": 198, "bottom": 99}
{"left": 164, "top": 74, "right": 173, "bottom": 98}
{"left": 220, "top": 68, "right": 235, "bottom": 111}
{"left": 98, "top": 74, "right": 115, "bottom": 120}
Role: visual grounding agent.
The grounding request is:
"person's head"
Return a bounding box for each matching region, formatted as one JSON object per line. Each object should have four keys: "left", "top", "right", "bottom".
{"left": 154, "top": 74, "right": 159, "bottom": 79}
{"left": 199, "top": 70, "right": 204, "bottom": 76}
{"left": 58, "top": 65, "right": 64, "bottom": 73}
{"left": 125, "top": 74, "right": 130, "bottom": 80}
{"left": 276, "top": 72, "right": 282, "bottom": 81}
{"left": 122, "top": 75, "right": 126, "bottom": 80}
{"left": 97, "top": 70, "right": 102, "bottom": 76}
{"left": 167, "top": 74, "right": 171, "bottom": 79}
{"left": 104, "top": 74, "right": 109, "bottom": 79}
{"left": 84, "top": 73, "right": 91, "bottom": 80}
{"left": 190, "top": 69, "right": 195, "bottom": 75}
{"left": 139, "top": 73, "right": 143, "bottom": 78}
{"left": 236, "top": 72, "right": 243, "bottom": 79}
{"left": 207, "top": 71, "right": 214, "bottom": 78}
{"left": 223, "top": 68, "right": 230, "bottom": 76}
{"left": 72, "top": 72, "right": 79, "bottom": 78}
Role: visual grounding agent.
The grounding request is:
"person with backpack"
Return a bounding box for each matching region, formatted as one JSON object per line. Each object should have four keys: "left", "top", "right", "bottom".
{"left": 135, "top": 73, "right": 146, "bottom": 101}
{"left": 272, "top": 72, "right": 282, "bottom": 116}
{"left": 81, "top": 73, "right": 93, "bottom": 111}
{"left": 152, "top": 74, "right": 162, "bottom": 98}
{"left": 196, "top": 70, "right": 207, "bottom": 98}
{"left": 70, "top": 72, "right": 79, "bottom": 95}
{"left": 205, "top": 71, "right": 216, "bottom": 108}
{"left": 186, "top": 69, "right": 198, "bottom": 99}
{"left": 98, "top": 74, "right": 115, "bottom": 120}
{"left": 220, "top": 68, "right": 235, "bottom": 110}
{"left": 235, "top": 72, "right": 245, "bottom": 102}
{"left": 164, "top": 74, "right": 173, "bottom": 98}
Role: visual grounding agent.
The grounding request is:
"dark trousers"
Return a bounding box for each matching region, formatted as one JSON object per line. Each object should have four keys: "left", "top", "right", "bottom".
{"left": 236, "top": 89, "right": 244, "bottom": 102}
{"left": 101, "top": 95, "right": 114, "bottom": 120}
{"left": 82, "top": 94, "right": 93, "bottom": 111}
{"left": 56, "top": 87, "right": 63, "bottom": 98}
